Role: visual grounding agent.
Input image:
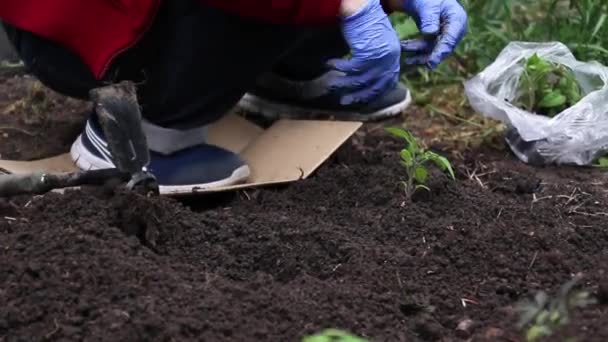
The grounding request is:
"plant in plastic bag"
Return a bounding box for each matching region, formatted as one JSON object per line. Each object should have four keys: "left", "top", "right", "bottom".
{"left": 515, "top": 53, "right": 583, "bottom": 117}
{"left": 464, "top": 42, "right": 608, "bottom": 166}
{"left": 386, "top": 127, "right": 455, "bottom": 199}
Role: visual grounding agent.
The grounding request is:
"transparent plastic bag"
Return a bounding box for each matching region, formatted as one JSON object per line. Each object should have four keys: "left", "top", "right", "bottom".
{"left": 464, "top": 41, "right": 608, "bottom": 166}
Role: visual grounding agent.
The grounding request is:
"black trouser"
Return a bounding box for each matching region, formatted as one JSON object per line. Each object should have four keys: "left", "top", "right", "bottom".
{"left": 3, "top": 1, "right": 349, "bottom": 130}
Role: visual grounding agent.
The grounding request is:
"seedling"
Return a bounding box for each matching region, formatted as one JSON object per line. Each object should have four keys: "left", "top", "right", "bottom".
{"left": 302, "top": 329, "right": 368, "bottom": 342}
{"left": 386, "top": 127, "right": 455, "bottom": 199}
{"left": 514, "top": 53, "right": 583, "bottom": 117}
{"left": 516, "top": 275, "right": 597, "bottom": 342}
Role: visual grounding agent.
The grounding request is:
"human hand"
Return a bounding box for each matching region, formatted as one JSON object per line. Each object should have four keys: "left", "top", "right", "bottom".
{"left": 327, "top": 0, "right": 401, "bottom": 105}
{"left": 400, "top": 0, "right": 467, "bottom": 69}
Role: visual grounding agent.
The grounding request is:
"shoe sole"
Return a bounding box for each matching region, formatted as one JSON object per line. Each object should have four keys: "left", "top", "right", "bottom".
{"left": 236, "top": 90, "right": 412, "bottom": 122}
{"left": 70, "top": 135, "right": 250, "bottom": 196}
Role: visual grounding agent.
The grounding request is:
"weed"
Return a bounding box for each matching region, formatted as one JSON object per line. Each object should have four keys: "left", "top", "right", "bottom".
{"left": 386, "top": 127, "right": 455, "bottom": 199}
{"left": 514, "top": 53, "right": 583, "bottom": 116}
{"left": 302, "top": 329, "right": 368, "bottom": 342}
{"left": 593, "top": 156, "right": 608, "bottom": 168}
{"left": 516, "top": 274, "right": 597, "bottom": 342}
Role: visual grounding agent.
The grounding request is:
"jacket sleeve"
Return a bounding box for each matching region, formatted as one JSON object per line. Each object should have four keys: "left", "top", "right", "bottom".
{"left": 198, "top": 0, "right": 394, "bottom": 26}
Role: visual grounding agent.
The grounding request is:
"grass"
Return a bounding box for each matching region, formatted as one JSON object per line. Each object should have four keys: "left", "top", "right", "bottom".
{"left": 394, "top": 0, "right": 608, "bottom": 84}
{"left": 390, "top": 0, "right": 608, "bottom": 151}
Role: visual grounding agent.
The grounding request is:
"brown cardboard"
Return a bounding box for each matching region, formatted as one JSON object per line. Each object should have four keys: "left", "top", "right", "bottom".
{"left": 0, "top": 113, "right": 362, "bottom": 195}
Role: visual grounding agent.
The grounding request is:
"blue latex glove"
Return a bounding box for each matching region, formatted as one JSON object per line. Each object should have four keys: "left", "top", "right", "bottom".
{"left": 327, "top": 0, "right": 401, "bottom": 105}
{"left": 401, "top": 0, "right": 467, "bottom": 69}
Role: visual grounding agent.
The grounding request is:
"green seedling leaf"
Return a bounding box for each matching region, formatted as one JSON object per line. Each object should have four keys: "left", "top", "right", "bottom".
{"left": 549, "top": 310, "right": 561, "bottom": 324}
{"left": 386, "top": 127, "right": 418, "bottom": 151}
{"left": 302, "top": 329, "right": 368, "bottom": 342}
{"left": 526, "top": 53, "right": 542, "bottom": 67}
{"left": 538, "top": 91, "right": 567, "bottom": 108}
{"left": 426, "top": 151, "right": 456, "bottom": 180}
{"left": 414, "top": 166, "right": 428, "bottom": 184}
{"left": 400, "top": 149, "right": 414, "bottom": 167}
{"left": 526, "top": 324, "right": 552, "bottom": 342}
{"left": 566, "top": 88, "right": 582, "bottom": 104}
{"left": 558, "top": 76, "right": 569, "bottom": 89}
{"left": 415, "top": 184, "right": 431, "bottom": 192}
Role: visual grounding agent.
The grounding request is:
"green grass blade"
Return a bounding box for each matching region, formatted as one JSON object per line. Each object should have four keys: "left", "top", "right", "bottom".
{"left": 591, "top": 13, "right": 607, "bottom": 38}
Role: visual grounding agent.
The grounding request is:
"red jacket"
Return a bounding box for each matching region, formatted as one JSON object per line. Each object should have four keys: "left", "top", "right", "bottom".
{"left": 0, "top": 0, "right": 391, "bottom": 80}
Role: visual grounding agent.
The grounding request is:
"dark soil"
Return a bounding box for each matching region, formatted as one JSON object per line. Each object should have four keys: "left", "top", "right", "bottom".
{"left": 1, "top": 73, "right": 608, "bottom": 342}
{"left": 0, "top": 74, "right": 88, "bottom": 161}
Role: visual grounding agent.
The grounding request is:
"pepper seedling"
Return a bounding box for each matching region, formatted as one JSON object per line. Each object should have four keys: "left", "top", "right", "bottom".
{"left": 515, "top": 53, "right": 583, "bottom": 117}
{"left": 386, "top": 127, "right": 455, "bottom": 199}
{"left": 302, "top": 329, "right": 368, "bottom": 342}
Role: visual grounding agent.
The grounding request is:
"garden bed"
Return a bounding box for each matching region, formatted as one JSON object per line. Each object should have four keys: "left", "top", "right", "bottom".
{"left": 1, "top": 74, "right": 608, "bottom": 341}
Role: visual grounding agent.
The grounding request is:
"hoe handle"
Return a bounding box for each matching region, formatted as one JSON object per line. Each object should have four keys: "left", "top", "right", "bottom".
{"left": 0, "top": 169, "right": 129, "bottom": 197}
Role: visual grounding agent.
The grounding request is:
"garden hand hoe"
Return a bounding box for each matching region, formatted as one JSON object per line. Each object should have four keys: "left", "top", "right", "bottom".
{"left": 0, "top": 81, "right": 159, "bottom": 197}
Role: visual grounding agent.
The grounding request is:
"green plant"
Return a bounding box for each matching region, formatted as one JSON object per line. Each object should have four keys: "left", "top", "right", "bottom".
{"left": 392, "top": 0, "right": 608, "bottom": 91}
{"left": 302, "top": 329, "right": 368, "bottom": 342}
{"left": 593, "top": 156, "right": 608, "bottom": 168}
{"left": 386, "top": 127, "right": 455, "bottom": 198}
{"left": 516, "top": 275, "right": 597, "bottom": 342}
{"left": 514, "top": 53, "right": 583, "bottom": 116}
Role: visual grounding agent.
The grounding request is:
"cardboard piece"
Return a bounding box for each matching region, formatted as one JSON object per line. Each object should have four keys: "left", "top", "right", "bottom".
{"left": 0, "top": 113, "right": 362, "bottom": 195}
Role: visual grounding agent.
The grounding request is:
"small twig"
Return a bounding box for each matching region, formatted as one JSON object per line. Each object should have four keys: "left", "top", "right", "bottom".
{"left": 528, "top": 251, "right": 539, "bottom": 269}
{"left": 460, "top": 297, "right": 479, "bottom": 308}
{"left": 44, "top": 319, "right": 61, "bottom": 339}
{"left": 532, "top": 194, "right": 553, "bottom": 203}
{"left": 0, "top": 125, "right": 40, "bottom": 136}
{"left": 557, "top": 188, "right": 581, "bottom": 206}
{"left": 394, "top": 272, "right": 404, "bottom": 291}
{"left": 496, "top": 208, "right": 503, "bottom": 220}
{"left": 297, "top": 167, "right": 305, "bottom": 180}
{"left": 473, "top": 174, "right": 486, "bottom": 189}
{"left": 571, "top": 210, "right": 608, "bottom": 217}
{"left": 427, "top": 105, "right": 485, "bottom": 128}
{"left": 476, "top": 170, "right": 497, "bottom": 178}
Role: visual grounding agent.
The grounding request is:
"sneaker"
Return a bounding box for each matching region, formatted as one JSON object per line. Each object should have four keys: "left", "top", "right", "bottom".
{"left": 70, "top": 115, "right": 250, "bottom": 195}
{"left": 237, "top": 70, "right": 412, "bottom": 122}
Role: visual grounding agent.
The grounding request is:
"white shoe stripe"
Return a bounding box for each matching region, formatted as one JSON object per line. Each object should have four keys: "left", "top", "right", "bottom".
{"left": 85, "top": 126, "right": 110, "bottom": 161}
{"left": 85, "top": 121, "right": 108, "bottom": 149}
{"left": 85, "top": 122, "right": 108, "bottom": 150}
{"left": 85, "top": 121, "right": 113, "bottom": 162}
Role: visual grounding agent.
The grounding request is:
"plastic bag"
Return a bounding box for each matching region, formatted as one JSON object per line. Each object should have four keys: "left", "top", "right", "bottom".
{"left": 464, "top": 41, "right": 608, "bottom": 166}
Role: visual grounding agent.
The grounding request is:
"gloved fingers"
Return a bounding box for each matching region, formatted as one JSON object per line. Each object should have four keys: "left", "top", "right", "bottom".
{"left": 328, "top": 62, "right": 385, "bottom": 93}
{"left": 415, "top": 3, "right": 442, "bottom": 35}
{"left": 404, "top": 55, "right": 430, "bottom": 66}
{"left": 401, "top": 38, "right": 435, "bottom": 55}
{"left": 327, "top": 57, "right": 370, "bottom": 75}
{"left": 427, "top": 9, "right": 467, "bottom": 68}
{"left": 339, "top": 73, "right": 398, "bottom": 105}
